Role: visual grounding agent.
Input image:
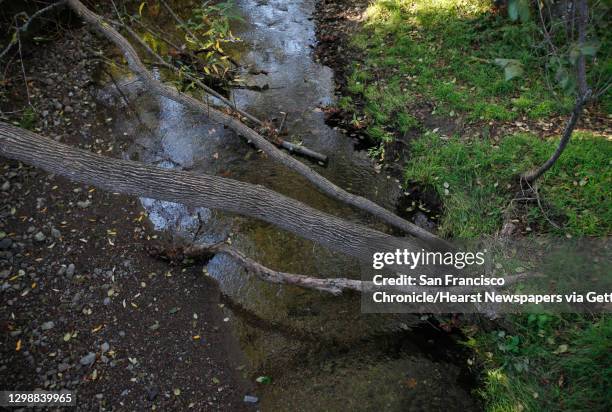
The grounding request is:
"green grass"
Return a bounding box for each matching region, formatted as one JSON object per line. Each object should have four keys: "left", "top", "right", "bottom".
{"left": 404, "top": 131, "right": 611, "bottom": 238}
{"left": 406, "top": 128, "right": 612, "bottom": 410}
{"left": 18, "top": 106, "right": 37, "bottom": 130}
{"left": 344, "top": 0, "right": 603, "bottom": 142}
{"left": 465, "top": 314, "right": 612, "bottom": 412}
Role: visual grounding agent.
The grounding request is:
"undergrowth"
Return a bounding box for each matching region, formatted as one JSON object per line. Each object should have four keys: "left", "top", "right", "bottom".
{"left": 345, "top": 0, "right": 609, "bottom": 142}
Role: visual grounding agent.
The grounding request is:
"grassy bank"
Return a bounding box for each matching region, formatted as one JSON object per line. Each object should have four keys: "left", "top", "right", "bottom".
{"left": 464, "top": 314, "right": 612, "bottom": 411}
{"left": 405, "top": 131, "right": 611, "bottom": 238}
{"left": 336, "top": 0, "right": 611, "bottom": 410}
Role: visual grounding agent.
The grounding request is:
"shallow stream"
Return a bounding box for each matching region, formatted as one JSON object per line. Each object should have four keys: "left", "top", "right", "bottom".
{"left": 98, "top": 0, "right": 478, "bottom": 409}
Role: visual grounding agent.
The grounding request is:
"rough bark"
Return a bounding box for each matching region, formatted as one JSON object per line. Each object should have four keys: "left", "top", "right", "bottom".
{"left": 65, "top": 0, "right": 451, "bottom": 251}
{"left": 0, "top": 121, "right": 430, "bottom": 275}
{"left": 0, "top": 122, "right": 533, "bottom": 296}
{"left": 183, "top": 242, "right": 361, "bottom": 295}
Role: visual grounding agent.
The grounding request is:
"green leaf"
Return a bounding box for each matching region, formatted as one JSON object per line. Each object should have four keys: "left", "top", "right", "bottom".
{"left": 255, "top": 376, "right": 272, "bottom": 384}
{"left": 508, "top": 0, "right": 531, "bottom": 22}
{"left": 569, "top": 41, "right": 600, "bottom": 65}
{"left": 569, "top": 46, "right": 581, "bottom": 65}
{"left": 517, "top": 0, "right": 531, "bottom": 23}
{"left": 555, "top": 65, "right": 574, "bottom": 92}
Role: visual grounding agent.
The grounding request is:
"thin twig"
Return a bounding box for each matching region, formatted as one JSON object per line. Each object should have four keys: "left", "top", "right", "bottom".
{"left": 522, "top": 180, "right": 560, "bottom": 230}
{"left": 114, "top": 20, "right": 257, "bottom": 123}
{"left": 160, "top": 0, "right": 199, "bottom": 43}
{"left": 0, "top": 1, "right": 66, "bottom": 61}
{"left": 278, "top": 111, "right": 288, "bottom": 134}
{"left": 16, "top": 21, "right": 30, "bottom": 105}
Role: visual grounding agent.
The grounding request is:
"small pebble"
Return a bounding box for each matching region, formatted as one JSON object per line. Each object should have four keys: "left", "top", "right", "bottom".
{"left": 41, "top": 321, "right": 55, "bottom": 331}
{"left": 79, "top": 352, "right": 96, "bottom": 366}
{"left": 243, "top": 395, "right": 259, "bottom": 403}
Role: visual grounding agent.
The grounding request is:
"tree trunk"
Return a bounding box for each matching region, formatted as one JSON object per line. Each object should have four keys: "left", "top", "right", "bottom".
{"left": 0, "top": 121, "right": 436, "bottom": 276}
{"left": 521, "top": 91, "right": 590, "bottom": 183}
{"left": 522, "top": 0, "right": 591, "bottom": 183}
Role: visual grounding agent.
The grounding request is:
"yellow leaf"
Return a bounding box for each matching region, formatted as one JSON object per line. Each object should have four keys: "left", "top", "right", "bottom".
{"left": 138, "top": 2, "right": 146, "bottom": 17}
{"left": 16, "top": 339, "right": 22, "bottom": 351}
{"left": 91, "top": 324, "right": 103, "bottom": 333}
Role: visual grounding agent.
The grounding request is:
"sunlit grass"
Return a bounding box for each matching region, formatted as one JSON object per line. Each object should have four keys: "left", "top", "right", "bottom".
{"left": 347, "top": 0, "right": 574, "bottom": 141}
{"left": 342, "top": 2, "right": 612, "bottom": 411}
{"left": 404, "top": 131, "right": 611, "bottom": 238}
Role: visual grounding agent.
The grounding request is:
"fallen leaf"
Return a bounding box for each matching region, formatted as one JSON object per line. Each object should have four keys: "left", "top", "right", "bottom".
{"left": 405, "top": 377, "right": 417, "bottom": 389}
{"left": 255, "top": 376, "right": 272, "bottom": 384}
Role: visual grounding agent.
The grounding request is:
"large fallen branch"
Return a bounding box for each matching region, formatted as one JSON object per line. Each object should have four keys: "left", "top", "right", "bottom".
{"left": 180, "top": 242, "right": 533, "bottom": 296}
{"left": 183, "top": 242, "right": 362, "bottom": 295}
{"left": 0, "top": 122, "right": 534, "bottom": 297}
{"left": 0, "top": 121, "right": 425, "bottom": 275}
{"left": 65, "top": 0, "right": 451, "bottom": 251}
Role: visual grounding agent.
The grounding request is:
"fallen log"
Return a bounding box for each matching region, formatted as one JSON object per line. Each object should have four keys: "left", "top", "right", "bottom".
{"left": 0, "top": 121, "right": 425, "bottom": 275}
{"left": 65, "top": 0, "right": 451, "bottom": 251}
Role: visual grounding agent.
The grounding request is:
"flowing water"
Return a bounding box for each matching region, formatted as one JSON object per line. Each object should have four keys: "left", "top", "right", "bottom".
{"left": 98, "top": 0, "right": 478, "bottom": 409}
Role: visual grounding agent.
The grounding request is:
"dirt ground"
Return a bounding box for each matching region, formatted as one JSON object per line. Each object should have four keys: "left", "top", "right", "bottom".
{"left": 0, "top": 20, "right": 257, "bottom": 412}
